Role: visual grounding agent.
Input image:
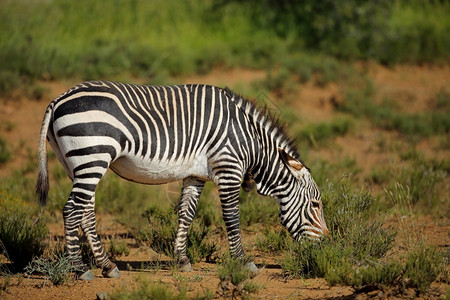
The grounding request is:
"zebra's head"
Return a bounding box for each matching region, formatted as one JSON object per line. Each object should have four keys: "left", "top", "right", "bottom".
{"left": 277, "top": 148, "right": 329, "bottom": 240}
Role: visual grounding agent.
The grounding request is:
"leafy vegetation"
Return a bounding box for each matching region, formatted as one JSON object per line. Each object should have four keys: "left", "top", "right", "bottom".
{"left": 298, "top": 117, "right": 354, "bottom": 148}
{"left": 109, "top": 278, "right": 188, "bottom": 300}
{"left": 0, "top": 191, "right": 48, "bottom": 271}
{"left": 0, "top": 137, "right": 11, "bottom": 164}
{"left": 338, "top": 81, "right": 450, "bottom": 139}
{"left": 24, "top": 253, "right": 80, "bottom": 286}
{"left": 1, "top": 0, "right": 449, "bottom": 96}
{"left": 276, "top": 178, "right": 446, "bottom": 294}
{"left": 135, "top": 203, "right": 216, "bottom": 264}
{"left": 217, "top": 256, "right": 261, "bottom": 296}
{"left": 107, "top": 238, "right": 130, "bottom": 260}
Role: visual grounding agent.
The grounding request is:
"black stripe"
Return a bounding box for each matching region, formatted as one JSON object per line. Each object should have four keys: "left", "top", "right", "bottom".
{"left": 76, "top": 173, "right": 104, "bottom": 179}
{"left": 66, "top": 145, "right": 116, "bottom": 160}
{"left": 73, "top": 161, "right": 109, "bottom": 174}
{"left": 73, "top": 183, "right": 97, "bottom": 192}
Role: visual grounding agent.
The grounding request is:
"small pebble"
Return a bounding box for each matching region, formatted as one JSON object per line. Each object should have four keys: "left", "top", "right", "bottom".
{"left": 96, "top": 292, "right": 108, "bottom": 300}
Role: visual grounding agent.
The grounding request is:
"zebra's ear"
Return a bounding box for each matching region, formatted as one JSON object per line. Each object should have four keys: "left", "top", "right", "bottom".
{"left": 278, "top": 148, "right": 304, "bottom": 177}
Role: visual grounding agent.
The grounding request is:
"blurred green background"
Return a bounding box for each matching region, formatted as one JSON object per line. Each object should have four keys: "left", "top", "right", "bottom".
{"left": 1, "top": 0, "right": 449, "bottom": 94}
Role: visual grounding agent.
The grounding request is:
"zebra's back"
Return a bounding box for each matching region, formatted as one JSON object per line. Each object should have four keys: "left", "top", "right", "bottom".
{"left": 50, "top": 81, "right": 238, "bottom": 184}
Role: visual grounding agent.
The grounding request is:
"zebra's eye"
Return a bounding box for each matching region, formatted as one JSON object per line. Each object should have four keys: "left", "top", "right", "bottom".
{"left": 311, "top": 201, "right": 320, "bottom": 208}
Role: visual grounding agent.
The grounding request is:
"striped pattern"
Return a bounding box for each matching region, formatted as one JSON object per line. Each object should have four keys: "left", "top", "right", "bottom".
{"left": 36, "top": 81, "right": 328, "bottom": 278}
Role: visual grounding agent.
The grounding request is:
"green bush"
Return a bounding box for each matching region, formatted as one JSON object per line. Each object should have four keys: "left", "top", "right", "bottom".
{"left": 108, "top": 238, "right": 130, "bottom": 260}
{"left": 255, "top": 228, "right": 292, "bottom": 254}
{"left": 239, "top": 191, "right": 278, "bottom": 227}
{"left": 280, "top": 178, "right": 396, "bottom": 278}
{"left": 338, "top": 84, "right": 450, "bottom": 138}
{"left": 298, "top": 117, "right": 354, "bottom": 148}
{"left": 135, "top": 204, "right": 216, "bottom": 264}
{"left": 24, "top": 253, "right": 80, "bottom": 285}
{"left": 2, "top": 0, "right": 449, "bottom": 96}
{"left": 403, "top": 243, "right": 445, "bottom": 294}
{"left": 217, "top": 255, "right": 261, "bottom": 296}
{"left": 0, "top": 191, "right": 48, "bottom": 271}
{"left": 217, "top": 256, "right": 250, "bottom": 286}
{"left": 0, "top": 136, "right": 11, "bottom": 164}
{"left": 279, "top": 178, "right": 446, "bottom": 294}
{"left": 109, "top": 278, "right": 187, "bottom": 300}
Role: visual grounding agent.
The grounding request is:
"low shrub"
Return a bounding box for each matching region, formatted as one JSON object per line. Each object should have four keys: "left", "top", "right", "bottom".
{"left": 279, "top": 178, "right": 445, "bottom": 294}
{"left": 239, "top": 191, "right": 278, "bottom": 227}
{"left": 24, "top": 253, "right": 80, "bottom": 286}
{"left": 0, "top": 191, "right": 48, "bottom": 271}
{"left": 0, "top": 136, "right": 11, "bottom": 164}
{"left": 109, "top": 278, "right": 187, "bottom": 300}
{"left": 217, "top": 255, "right": 261, "bottom": 296}
{"left": 403, "top": 243, "right": 445, "bottom": 294}
{"left": 217, "top": 256, "right": 250, "bottom": 286}
{"left": 298, "top": 117, "right": 354, "bottom": 148}
{"left": 255, "top": 227, "right": 291, "bottom": 254}
{"left": 108, "top": 238, "right": 130, "bottom": 260}
{"left": 135, "top": 203, "right": 216, "bottom": 264}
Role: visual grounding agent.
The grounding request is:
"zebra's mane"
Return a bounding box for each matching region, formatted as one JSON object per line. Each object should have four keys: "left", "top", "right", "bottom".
{"left": 223, "top": 87, "right": 303, "bottom": 163}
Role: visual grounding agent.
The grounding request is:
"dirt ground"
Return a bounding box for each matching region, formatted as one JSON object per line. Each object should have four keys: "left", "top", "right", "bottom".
{"left": 0, "top": 64, "right": 449, "bottom": 299}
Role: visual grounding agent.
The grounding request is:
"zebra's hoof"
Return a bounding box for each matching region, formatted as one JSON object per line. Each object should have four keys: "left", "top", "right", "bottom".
{"left": 103, "top": 266, "right": 120, "bottom": 278}
{"left": 179, "top": 262, "right": 193, "bottom": 272}
{"left": 79, "top": 270, "right": 95, "bottom": 281}
{"left": 245, "top": 261, "right": 259, "bottom": 277}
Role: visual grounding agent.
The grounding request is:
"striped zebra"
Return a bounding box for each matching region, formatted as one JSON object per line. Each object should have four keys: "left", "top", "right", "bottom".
{"left": 36, "top": 81, "right": 328, "bottom": 280}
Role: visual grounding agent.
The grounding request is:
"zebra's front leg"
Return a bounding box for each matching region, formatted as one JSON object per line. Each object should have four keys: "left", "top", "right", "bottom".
{"left": 218, "top": 178, "right": 258, "bottom": 273}
{"left": 80, "top": 197, "right": 119, "bottom": 279}
{"left": 174, "top": 177, "right": 205, "bottom": 271}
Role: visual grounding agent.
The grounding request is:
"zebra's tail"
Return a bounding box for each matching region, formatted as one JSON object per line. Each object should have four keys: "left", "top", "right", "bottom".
{"left": 36, "top": 103, "right": 53, "bottom": 206}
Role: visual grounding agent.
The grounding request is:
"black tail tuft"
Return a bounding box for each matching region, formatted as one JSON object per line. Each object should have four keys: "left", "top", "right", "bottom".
{"left": 36, "top": 169, "right": 49, "bottom": 206}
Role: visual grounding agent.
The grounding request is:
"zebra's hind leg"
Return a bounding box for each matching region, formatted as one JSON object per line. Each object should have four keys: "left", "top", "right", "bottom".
{"left": 80, "top": 197, "right": 119, "bottom": 278}
{"left": 174, "top": 177, "right": 205, "bottom": 271}
{"left": 63, "top": 190, "right": 95, "bottom": 280}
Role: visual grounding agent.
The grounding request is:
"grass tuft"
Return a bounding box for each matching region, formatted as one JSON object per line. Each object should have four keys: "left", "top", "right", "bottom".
{"left": 0, "top": 191, "right": 48, "bottom": 271}
{"left": 108, "top": 237, "right": 130, "bottom": 260}
{"left": 24, "top": 253, "right": 80, "bottom": 286}
{"left": 109, "top": 277, "right": 186, "bottom": 300}
{"left": 0, "top": 136, "right": 11, "bottom": 164}
{"left": 135, "top": 203, "right": 216, "bottom": 264}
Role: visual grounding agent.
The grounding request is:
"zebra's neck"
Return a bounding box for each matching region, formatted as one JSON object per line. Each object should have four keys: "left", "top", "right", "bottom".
{"left": 226, "top": 89, "right": 300, "bottom": 196}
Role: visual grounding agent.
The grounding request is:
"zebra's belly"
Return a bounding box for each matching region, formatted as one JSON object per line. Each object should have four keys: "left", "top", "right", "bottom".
{"left": 110, "top": 154, "right": 212, "bottom": 185}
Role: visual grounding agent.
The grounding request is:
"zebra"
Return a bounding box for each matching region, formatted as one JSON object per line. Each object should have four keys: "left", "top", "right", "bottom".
{"left": 36, "top": 81, "right": 329, "bottom": 280}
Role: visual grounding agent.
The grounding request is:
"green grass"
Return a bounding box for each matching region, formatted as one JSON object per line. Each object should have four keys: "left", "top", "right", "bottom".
{"left": 338, "top": 83, "right": 450, "bottom": 139}
{"left": 1, "top": 0, "right": 449, "bottom": 96}
{"left": 239, "top": 190, "right": 278, "bottom": 227}
{"left": 255, "top": 227, "right": 292, "bottom": 254}
{"left": 24, "top": 253, "right": 80, "bottom": 286}
{"left": 0, "top": 136, "right": 11, "bottom": 164}
{"left": 298, "top": 117, "right": 354, "bottom": 148}
{"left": 135, "top": 203, "right": 216, "bottom": 264}
{"left": 277, "top": 178, "right": 446, "bottom": 294}
{"left": 217, "top": 255, "right": 261, "bottom": 296}
{"left": 217, "top": 256, "right": 250, "bottom": 286}
{"left": 107, "top": 237, "right": 130, "bottom": 260}
{"left": 279, "top": 178, "right": 397, "bottom": 282}
{"left": 109, "top": 278, "right": 187, "bottom": 300}
{"left": 0, "top": 191, "right": 48, "bottom": 271}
